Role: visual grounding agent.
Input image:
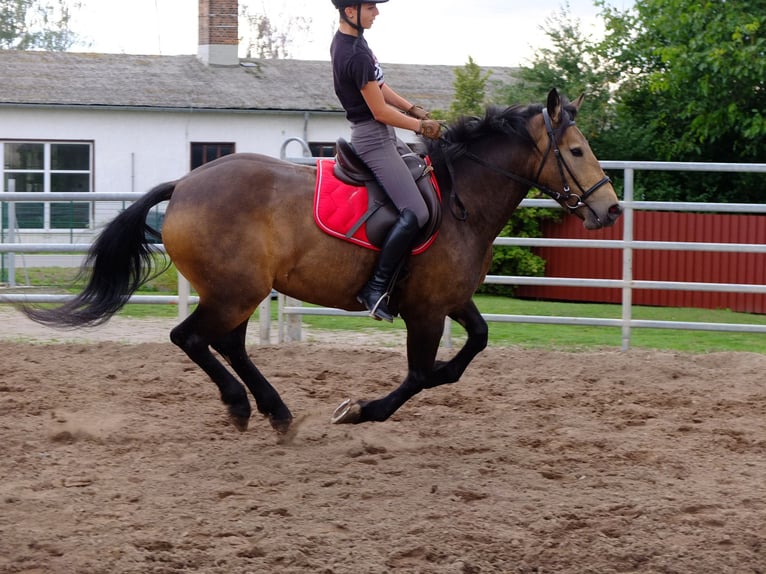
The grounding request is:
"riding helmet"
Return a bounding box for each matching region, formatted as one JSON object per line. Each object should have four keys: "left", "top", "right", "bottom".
{"left": 332, "top": 0, "right": 388, "bottom": 8}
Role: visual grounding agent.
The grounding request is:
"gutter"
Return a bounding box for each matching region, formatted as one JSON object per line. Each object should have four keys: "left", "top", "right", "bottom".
{"left": 0, "top": 102, "right": 345, "bottom": 116}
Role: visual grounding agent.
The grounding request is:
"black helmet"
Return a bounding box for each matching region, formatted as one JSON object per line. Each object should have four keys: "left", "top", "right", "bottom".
{"left": 332, "top": 0, "right": 388, "bottom": 8}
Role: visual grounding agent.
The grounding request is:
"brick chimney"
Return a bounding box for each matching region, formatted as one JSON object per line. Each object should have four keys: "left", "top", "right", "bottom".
{"left": 198, "top": 0, "right": 239, "bottom": 66}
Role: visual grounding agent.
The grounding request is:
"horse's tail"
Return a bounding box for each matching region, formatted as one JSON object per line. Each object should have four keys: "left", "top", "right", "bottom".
{"left": 22, "top": 181, "right": 177, "bottom": 328}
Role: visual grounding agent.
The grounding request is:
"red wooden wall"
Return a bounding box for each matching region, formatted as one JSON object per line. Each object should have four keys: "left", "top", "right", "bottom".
{"left": 515, "top": 212, "right": 766, "bottom": 313}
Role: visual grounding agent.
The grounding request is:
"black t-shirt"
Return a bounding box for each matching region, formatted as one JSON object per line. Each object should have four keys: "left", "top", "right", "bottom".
{"left": 330, "top": 31, "right": 385, "bottom": 123}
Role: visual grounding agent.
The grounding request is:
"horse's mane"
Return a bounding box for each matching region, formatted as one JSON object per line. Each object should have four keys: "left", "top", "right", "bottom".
{"left": 425, "top": 98, "right": 579, "bottom": 166}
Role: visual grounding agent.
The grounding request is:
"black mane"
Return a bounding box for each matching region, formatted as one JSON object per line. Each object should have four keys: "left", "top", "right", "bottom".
{"left": 424, "top": 98, "right": 579, "bottom": 166}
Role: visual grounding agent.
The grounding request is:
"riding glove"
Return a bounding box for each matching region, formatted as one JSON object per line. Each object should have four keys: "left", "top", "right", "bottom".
{"left": 418, "top": 119, "right": 443, "bottom": 140}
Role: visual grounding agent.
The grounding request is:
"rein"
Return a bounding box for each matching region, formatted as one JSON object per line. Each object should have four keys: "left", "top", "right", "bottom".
{"left": 440, "top": 108, "right": 612, "bottom": 225}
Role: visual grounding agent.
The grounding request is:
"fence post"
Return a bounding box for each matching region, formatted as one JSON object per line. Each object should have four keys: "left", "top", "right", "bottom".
{"left": 277, "top": 295, "right": 303, "bottom": 342}
{"left": 442, "top": 316, "right": 452, "bottom": 348}
{"left": 178, "top": 272, "right": 190, "bottom": 318}
{"left": 620, "top": 168, "right": 634, "bottom": 351}
{"left": 6, "top": 180, "right": 16, "bottom": 287}
{"left": 285, "top": 296, "right": 302, "bottom": 342}
{"left": 259, "top": 298, "right": 271, "bottom": 343}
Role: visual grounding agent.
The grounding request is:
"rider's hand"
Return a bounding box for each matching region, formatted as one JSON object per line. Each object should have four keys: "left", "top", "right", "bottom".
{"left": 407, "top": 105, "right": 431, "bottom": 120}
{"left": 418, "top": 119, "right": 443, "bottom": 140}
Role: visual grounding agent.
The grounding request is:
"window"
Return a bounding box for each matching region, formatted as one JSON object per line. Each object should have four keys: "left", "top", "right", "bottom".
{"left": 2, "top": 141, "right": 92, "bottom": 230}
{"left": 190, "top": 142, "right": 235, "bottom": 170}
{"left": 309, "top": 142, "right": 336, "bottom": 158}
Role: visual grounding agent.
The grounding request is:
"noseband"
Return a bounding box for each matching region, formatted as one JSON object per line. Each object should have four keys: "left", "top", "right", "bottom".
{"left": 450, "top": 107, "right": 612, "bottom": 224}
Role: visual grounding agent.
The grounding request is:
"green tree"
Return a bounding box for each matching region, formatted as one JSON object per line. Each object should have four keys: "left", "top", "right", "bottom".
{"left": 446, "top": 56, "right": 490, "bottom": 121}
{"left": 0, "top": 0, "right": 79, "bottom": 50}
{"left": 500, "top": 3, "right": 617, "bottom": 150}
{"left": 597, "top": 0, "right": 766, "bottom": 201}
{"left": 240, "top": 5, "right": 311, "bottom": 59}
{"left": 602, "top": 0, "right": 765, "bottom": 160}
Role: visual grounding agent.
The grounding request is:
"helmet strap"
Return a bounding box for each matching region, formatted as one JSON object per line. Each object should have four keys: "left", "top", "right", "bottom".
{"left": 340, "top": 4, "right": 364, "bottom": 35}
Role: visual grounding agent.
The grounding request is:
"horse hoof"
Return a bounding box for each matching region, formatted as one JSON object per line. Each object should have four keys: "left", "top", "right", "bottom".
{"left": 331, "top": 399, "right": 362, "bottom": 424}
{"left": 230, "top": 414, "right": 250, "bottom": 432}
{"left": 270, "top": 416, "right": 293, "bottom": 435}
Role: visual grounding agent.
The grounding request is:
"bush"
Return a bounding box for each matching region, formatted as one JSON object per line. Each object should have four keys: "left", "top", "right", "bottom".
{"left": 477, "top": 202, "right": 561, "bottom": 297}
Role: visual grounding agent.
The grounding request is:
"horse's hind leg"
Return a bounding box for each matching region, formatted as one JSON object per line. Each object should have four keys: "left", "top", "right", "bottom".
{"left": 170, "top": 308, "right": 253, "bottom": 431}
{"left": 212, "top": 321, "right": 293, "bottom": 434}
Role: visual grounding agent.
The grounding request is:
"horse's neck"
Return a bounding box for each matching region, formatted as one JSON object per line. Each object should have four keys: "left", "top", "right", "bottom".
{"left": 483, "top": 187, "right": 530, "bottom": 239}
{"left": 443, "top": 165, "right": 532, "bottom": 242}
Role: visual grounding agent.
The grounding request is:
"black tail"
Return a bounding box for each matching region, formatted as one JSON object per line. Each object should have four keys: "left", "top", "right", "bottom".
{"left": 23, "top": 181, "right": 177, "bottom": 328}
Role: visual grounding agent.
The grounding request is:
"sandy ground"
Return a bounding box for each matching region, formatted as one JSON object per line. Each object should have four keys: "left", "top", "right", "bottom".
{"left": 1, "top": 306, "right": 765, "bottom": 573}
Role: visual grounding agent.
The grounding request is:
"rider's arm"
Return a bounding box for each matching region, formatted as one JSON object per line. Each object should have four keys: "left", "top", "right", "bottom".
{"left": 380, "top": 83, "right": 414, "bottom": 113}
{"left": 360, "top": 81, "right": 421, "bottom": 133}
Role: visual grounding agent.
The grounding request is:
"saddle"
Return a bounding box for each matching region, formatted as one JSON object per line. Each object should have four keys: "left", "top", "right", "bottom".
{"left": 329, "top": 138, "right": 442, "bottom": 249}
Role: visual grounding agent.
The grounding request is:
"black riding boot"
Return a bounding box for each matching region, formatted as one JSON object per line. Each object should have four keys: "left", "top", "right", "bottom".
{"left": 357, "top": 209, "right": 421, "bottom": 322}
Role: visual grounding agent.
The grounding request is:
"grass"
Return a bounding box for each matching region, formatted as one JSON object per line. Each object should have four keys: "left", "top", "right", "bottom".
{"left": 5, "top": 264, "right": 766, "bottom": 353}
{"left": 298, "top": 296, "right": 766, "bottom": 354}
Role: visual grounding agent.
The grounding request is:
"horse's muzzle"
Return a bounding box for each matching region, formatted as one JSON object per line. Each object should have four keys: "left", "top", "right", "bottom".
{"left": 606, "top": 203, "right": 623, "bottom": 225}
{"left": 582, "top": 201, "right": 622, "bottom": 230}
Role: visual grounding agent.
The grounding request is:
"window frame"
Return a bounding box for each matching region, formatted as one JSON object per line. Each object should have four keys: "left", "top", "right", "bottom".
{"left": 2, "top": 140, "right": 94, "bottom": 231}
{"left": 190, "top": 142, "right": 236, "bottom": 170}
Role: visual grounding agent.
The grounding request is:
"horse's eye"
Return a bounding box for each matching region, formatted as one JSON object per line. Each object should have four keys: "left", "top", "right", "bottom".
{"left": 571, "top": 148, "right": 584, "bottom": 157}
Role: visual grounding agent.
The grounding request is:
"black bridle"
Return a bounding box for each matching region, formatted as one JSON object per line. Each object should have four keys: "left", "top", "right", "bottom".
{"left": 443, "top": 108, "right": 612, "bottom": 224}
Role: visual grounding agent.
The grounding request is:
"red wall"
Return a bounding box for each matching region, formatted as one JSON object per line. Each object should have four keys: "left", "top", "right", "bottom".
{"left": 516, "top": 212, "right": 766, "bottom": 313}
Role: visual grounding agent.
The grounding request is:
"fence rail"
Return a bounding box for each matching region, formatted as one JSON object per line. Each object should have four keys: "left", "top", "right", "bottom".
{"left": 3, "top": 156, "right": 766, "bottom": 349}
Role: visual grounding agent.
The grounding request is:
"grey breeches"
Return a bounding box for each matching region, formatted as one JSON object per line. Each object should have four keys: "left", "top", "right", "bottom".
{"left": 350, "top": 120, "right": 429, "bottom": 228}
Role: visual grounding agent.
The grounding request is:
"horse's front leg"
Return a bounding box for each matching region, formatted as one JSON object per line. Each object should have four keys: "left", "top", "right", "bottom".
{"left": 331, "top": 316, "right": 445, "bottom": 424}
{"left": 427, "top": 298, "right": 488, "bottom": 388}
{"left": 332, "top": 300, "right": 489, "bottom": 424}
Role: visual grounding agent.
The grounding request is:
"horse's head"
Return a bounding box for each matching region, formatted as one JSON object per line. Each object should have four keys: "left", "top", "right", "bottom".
{"left": 530, "top": 89, "right": 622, "bottom": 229}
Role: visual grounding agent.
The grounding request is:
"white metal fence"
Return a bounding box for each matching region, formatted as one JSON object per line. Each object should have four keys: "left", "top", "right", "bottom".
{"left": 3, "top": 157, "right": 766, "bottom": 350}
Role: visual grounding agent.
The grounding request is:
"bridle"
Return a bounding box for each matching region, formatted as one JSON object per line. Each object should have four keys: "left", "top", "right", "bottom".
{"left": 444, "top": 107, "right": 612, "bottom": 224}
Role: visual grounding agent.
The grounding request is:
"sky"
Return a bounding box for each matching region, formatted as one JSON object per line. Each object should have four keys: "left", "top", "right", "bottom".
{"left": 69, "top": 0, "right": 633, "bottom": 67}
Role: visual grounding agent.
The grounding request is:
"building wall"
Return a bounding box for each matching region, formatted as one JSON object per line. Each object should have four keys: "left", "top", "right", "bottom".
{"left": 1, "top": 106, "right": 349, "bottom": 242}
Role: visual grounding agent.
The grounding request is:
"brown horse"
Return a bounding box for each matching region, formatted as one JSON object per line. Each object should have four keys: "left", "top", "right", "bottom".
{"left": 23, "top": 89, "right": 622, "bottom": 433}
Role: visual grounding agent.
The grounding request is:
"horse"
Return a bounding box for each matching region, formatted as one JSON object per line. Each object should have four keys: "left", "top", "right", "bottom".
{"left": 23, "top": 89, "right": 622, "bottom": 433}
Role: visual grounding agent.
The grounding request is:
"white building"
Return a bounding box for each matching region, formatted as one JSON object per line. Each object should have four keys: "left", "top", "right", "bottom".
{"left": 0, "top": 0, "right": 516, "bottom": 243}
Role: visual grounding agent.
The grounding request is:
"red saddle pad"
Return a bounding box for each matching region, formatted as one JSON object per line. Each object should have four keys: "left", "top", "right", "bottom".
{"left": 313, "top": 159, "right": 438, "bottom": 254}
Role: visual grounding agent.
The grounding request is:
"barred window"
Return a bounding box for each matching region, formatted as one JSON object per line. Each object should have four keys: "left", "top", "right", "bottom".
{"left": 2, "top": 141, "right": 92, "bottom": 230}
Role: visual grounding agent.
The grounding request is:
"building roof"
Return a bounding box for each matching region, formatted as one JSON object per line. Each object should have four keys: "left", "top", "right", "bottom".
{"left": 0, "top": 51, "right": 518, "bottom": 114}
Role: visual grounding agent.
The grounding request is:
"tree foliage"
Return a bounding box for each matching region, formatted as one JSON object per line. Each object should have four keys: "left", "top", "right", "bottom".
{"left": 446, "top": 56, "right": 491, "bottom": 121}
{"left": 240, "top": 4, "right": 311, "bottom": 59}
{"left": 0, "top": 0, "right": 79, "bottom": 51}
{"left": 600, "top": 0, "right": 766, "bottom": 162}
{"left": 500, "top": 3, "right": 618, "bottom": 147}
{"left": 503, "top": 0, "right": 765, "bottom": 203}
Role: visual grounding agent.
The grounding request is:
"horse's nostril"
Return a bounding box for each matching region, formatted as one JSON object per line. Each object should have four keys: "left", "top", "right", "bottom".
{"left": 608, "top": 204, "right": 623, "bottom": 218}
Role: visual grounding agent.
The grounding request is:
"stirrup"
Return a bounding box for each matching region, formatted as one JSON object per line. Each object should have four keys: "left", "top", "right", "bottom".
{"left": 357, "top": 291, "right": 393, "bottom": 322}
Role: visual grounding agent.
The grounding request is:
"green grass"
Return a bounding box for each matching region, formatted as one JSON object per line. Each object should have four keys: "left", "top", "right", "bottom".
{"left": 6, "top": 265, "right": 766, "bottom": 353}
{"left": 476, "top": 297, "right": 766, "bottom": 353}
{"left": 298, "top": 296, "right": 766, "bottom": 353}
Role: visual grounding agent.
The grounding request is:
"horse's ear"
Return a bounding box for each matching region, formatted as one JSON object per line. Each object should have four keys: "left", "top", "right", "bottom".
{"left": 546, "top": 88, "right": 562, "bottom": 123}
{"left": 572, "top": 93, "right": 585, "bottom": 111}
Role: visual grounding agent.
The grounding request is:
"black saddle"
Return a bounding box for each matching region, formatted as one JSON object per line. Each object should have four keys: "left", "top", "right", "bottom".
{"left": 333, "top": 138, "right": 442, "bottom": 248}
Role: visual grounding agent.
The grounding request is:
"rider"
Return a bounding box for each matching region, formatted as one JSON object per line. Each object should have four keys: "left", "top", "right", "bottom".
{"left": 330, "top": 0, "right": 443, "bottom": 322}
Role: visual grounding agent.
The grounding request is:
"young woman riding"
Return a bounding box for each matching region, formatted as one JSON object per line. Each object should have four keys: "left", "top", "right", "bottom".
{"left": 330, "top": 0, "right": 443, "bottom": 322}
